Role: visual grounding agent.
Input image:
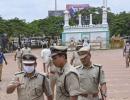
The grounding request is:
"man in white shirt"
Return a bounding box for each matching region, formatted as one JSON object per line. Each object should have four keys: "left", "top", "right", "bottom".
{"left": 41, "top": 45, "right": 51, "bottom": 73}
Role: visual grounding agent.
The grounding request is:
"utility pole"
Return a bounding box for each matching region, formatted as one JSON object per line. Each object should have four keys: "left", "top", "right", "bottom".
{"left": 55, "top": 0, "right": 57, "bottom": 11}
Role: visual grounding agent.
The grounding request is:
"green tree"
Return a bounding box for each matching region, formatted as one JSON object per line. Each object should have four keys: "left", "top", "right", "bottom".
{"left": 5, "top": 18, "right": 28, "bottom": 37}
{"left": 38, "top": 16, "right": 64, "bottom": 36}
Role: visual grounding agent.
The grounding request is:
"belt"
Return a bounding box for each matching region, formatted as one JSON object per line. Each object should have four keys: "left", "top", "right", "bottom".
{"left": 80, "top": 93, "right": 98, "bottom": 98}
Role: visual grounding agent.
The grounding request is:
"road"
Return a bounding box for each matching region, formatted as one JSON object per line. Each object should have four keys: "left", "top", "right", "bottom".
{"left": 0, "top": 48, "right": 130, "bottom": 100}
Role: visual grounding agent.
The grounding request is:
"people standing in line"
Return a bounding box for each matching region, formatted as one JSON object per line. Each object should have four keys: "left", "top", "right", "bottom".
{"left": 123, "top": 41, "right": 130, "bottom": 68}
{"left": 6, "top": 54, "right": 53, "bottom": 100}
{"left": 41, "top": 45, "right": 51, "bottom": 73}
{"left": 21, "top": 44, "right": 31, "bottom": 55}
{"left": 50, "top": 46, "right": 80, "bottom": 100}
{"left": 77, "top": 46, "right": 107, "bottom": 100}
{"left": 0, "top": 46, "right": 7, "bottom": 82}
{"left": 14, "top": 46, "right": 23, "bottom": 71}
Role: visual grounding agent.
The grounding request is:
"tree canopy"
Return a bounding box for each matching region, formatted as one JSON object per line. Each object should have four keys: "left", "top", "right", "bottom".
{"left": 0, "top": 7, "right": 130, "bottom": 38}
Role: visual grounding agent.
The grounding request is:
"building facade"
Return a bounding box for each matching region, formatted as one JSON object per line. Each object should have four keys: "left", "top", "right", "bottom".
{"left": 62, "top": 0, "right": 109, "bottom": 49}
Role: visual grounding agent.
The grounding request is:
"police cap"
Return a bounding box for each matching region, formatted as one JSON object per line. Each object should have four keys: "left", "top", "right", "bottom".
{"left": 22, "top": 54, "right": 37, "bottom": 64}
{"left": 78, "top": 46, "right": 90, "bottom": 59}
{"left": 50, "top": 46, "right": 67, "bottom": 57}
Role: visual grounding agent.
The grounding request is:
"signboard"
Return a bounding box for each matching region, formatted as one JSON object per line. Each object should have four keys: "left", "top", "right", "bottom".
{"left": 66, "top": 4, "right": 90, "bottom": 16}
{"left": 48, "top": 10, "right": 64, "bottom": 17}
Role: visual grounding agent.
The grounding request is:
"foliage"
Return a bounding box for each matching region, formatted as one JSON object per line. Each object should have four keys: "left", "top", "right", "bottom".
{"left": 0, "top": 8, "right": 130, "bottom": 38}
{"left": 38, "top": 16, "right": 64, "bottom": 36}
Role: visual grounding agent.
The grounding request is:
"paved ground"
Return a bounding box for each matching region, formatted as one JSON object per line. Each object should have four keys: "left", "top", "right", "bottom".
{"left": 0, "top": 48, "right": 130, "bottom": 100}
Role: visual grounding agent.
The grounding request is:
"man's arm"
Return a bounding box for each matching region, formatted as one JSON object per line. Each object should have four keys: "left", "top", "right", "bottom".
{"left": 43, "top": 76, "right": 53, "bottom": 100}
{"left": 3, "top": 53, "right": 7, "bottom": 65}
{"left": 6, "top": 77, "right": 21, "bottom": 94}
{"left": 100, "top": 83, "right": 107, "bottom": 100}
{"left": 47, "top": 95, "right": 53, "bottom": 100}
{"left": 6, "top": 83, "right": 18, "bottom": 93}
{"left": 70, "top": 96, "right": 78, "bottom": 100}
{"left": 65, "top": 73, "right": 80, "bottom": 100}
{"left": 99, "top": 69, "right": 107, "bottom": 100}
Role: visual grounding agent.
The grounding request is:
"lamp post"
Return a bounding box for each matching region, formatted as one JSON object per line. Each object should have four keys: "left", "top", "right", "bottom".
{"left": 55, "top": 0, "right": 57, "bottom": 11}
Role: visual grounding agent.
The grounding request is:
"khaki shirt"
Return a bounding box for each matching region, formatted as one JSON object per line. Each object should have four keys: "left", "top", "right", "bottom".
{"left": 71, "top": 51, "right": 82, "bottom": 67}
{"left": 9, "top": 71, "right": 52, "bottom": 100}
{"left": 49, "top": 60, "right": 59, "bottom": 73}
{"left": 76, "top": 64, "right": 106, "bottom": 94}
{"left": 22, "top": 47, "right": 31, "bottom": 55}
{"left": 56, "top": 63, "right": 80, "bottom": 100}
{"left": 15, "top": 50, "right": 22, "bottom": 58}
{"left": 49, "top": 60, "right": 59, "bottom": 81}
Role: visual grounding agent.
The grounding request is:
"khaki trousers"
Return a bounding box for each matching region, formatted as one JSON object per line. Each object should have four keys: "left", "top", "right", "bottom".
{"left": 0, "top": 64, "right": 3, "bottom": 80}
{"left": 16, "top": 58, "right": 22, "bottom": 71}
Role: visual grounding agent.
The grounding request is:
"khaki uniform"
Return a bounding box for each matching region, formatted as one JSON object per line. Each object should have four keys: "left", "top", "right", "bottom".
{"left": 9, "top": 71, "right": 52, "bottom": 100}
{"left": 70, "top": 51, "right": 82, "bottom": 67}
{"left": 69, "top": 41, "right": 76, "bottom": 51}
{"left": 56, "top": 63, "right": 80, "bottom": 100}
{"left": 76, "top": 64, "right": 106, "bottom": 100}
{"left": 22, "top": 47, "right": 31, "bottom": 55}
{"left": 49, "top": 60, "right": 59, "bottom": 98}
{"left": 15, "top": 50, "right": 22, "bottom": 70}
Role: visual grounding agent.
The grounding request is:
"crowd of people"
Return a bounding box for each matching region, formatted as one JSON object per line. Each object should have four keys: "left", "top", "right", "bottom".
{"left": 0, "top": 39, "right": 129, "bottom": 100}
{"left": 3, "top": 40, "right": 108, "bottom": 100}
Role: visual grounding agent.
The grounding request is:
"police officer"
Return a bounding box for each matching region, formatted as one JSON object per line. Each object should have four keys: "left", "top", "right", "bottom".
{"left": 50, "top": 46, "right": 80, "bottom": 100}
{"left": 70, "top": 46, "right": 82, "bottom": 67}
{"left": 14, "top": 46, "right": 22, "bottom": 71}
{"left": 7, "top": 54, "right": 53, "bottom": 100}
{"left": 21, "top": 44, "right": 31, "bottom": 55}
{"left": 77, "top": 46, "right": 107, "bottom": 100}
{"left": 48, "top": 59, "right": 59, "bottom": 99}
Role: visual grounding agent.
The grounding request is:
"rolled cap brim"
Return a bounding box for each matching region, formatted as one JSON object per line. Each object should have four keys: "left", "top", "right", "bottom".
{"left": 22, "top": 61, "right": 35, "bottom": 64}
{"left": 79, "top": 54, "right": 88, "bottom": 59}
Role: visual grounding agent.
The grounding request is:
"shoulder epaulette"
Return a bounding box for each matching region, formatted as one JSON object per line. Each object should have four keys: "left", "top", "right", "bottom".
{"left": 38, "top": 73, "right": 49, "bottom": 78}
{"left": 38, "top": 73, "right": 46, "bottom": 77}
{"left": 93, "top": 64, "right": 102, "bottom": 68}
{"left": 15, "top": 71, "right": 24, "bottom": 76}
{"left": 75, "top": 65, "right": 82, "bottom": 69}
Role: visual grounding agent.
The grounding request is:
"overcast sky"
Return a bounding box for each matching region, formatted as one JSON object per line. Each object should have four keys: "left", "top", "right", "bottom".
{"left": 0, "top": 0, "right": 130, "bottom": 22}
